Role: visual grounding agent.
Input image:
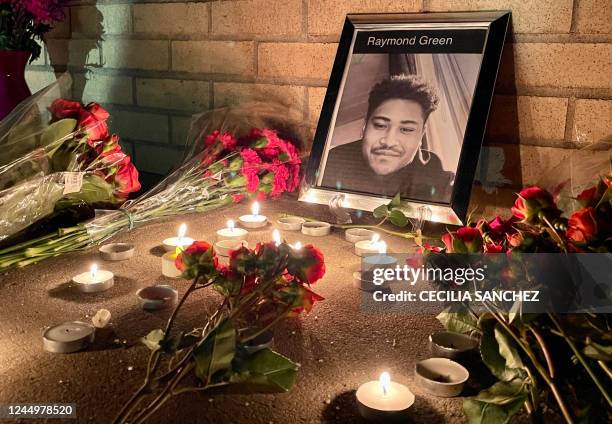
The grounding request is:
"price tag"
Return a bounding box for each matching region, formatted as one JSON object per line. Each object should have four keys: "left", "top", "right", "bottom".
{"left": 63, "top": 172, "right": 84, "bottom": 195}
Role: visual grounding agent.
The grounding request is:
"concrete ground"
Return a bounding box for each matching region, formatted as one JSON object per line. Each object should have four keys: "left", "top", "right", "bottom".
{"left": 0, "top": 198, "right": 475, "bottom": 423}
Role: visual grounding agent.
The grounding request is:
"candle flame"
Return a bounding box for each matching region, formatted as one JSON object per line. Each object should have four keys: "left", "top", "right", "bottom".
{"left": 379, "top": 372, "right": 391, "bottom": 396}
{"left": 272, "top": 229, "right": 281, "bottom": 246}
{"left": 227, "top": 219, "right": 235, "bottom": 232}
{"left": 252, "top": 201, "right": 260, "bottom": 216}
{"left": 370, "top": 233, "right": 380, "bottom": 246}
{"left": 178, "top": 223, "right": 187, "bottom": 246}
{"left": 377, "top": 241, "right": 387, "bottom": 255}
{"left": 293, "top": 241, "right": 302, "bottom": 250}
{"left": 90, "top": 264, "right": 98, "bottom": 280}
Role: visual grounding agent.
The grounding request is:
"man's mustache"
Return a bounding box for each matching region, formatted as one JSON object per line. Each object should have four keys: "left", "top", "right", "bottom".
{"left": 371, "top": 146, "right": 403, "bottom": 156}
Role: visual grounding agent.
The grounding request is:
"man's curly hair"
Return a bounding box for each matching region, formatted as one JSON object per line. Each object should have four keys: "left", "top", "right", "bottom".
{"left": 366, "top": 74, "right": 440, "bottom": 123}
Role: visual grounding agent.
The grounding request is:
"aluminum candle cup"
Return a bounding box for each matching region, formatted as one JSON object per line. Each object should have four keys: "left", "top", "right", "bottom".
{"left": 277, "top": 216, "right": 306, "bottom": 231}
{"left": 162, "top": 223, "right": 194, "bottom": 252}
{"left": 215, "top": 239, "right": 248, "bottom": 257}
{"left": 99, "top": 243, "right": 135, "bottom": 261}
{"left": 43, "top": 321, "right": 95, "bottom": 353}
{"left": 354, "top": 233, "right": 382, "bottom": 257}
{"left": 217, "top": 220, "right": 249, "bottom": 241}
{"left": 137, "top": 286, "right": 178, "bottom": 311}
{"left": 238, "top": 201, "right": 268, "bottom": 229}
{"left": 429, "top": 331, "right": 479, "bottom": 359}
{"left": 72, "top": 265, "right": 114, "bottom": 293}
{"left": 301, "top": 221, "right": 331, "bottom": 236}
{"left": 162, "top": 236, "right": 194, "bottom": 252}
{"left": 161, "top": 252, "right": 183, "bottom": 278}
{"left": 415, "top": 358, "right": 469, "bottom": 397}
{"left": 356, "top": 372, "right": 415, "bottom": 422}
{"left": 345, "top": 228, "right": 376, "bottom": 243}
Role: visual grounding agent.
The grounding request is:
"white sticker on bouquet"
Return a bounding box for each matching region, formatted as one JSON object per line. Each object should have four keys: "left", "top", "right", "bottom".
{"left": 63, "top": 172, "right": 84, "bottom": 194}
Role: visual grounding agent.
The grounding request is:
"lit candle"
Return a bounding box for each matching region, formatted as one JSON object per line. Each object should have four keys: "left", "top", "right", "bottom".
{"left": 272, "top": 229, "right": 282, "bottom": 246}
{"left": 292, "top": 241, "right": 302, "bottom": 250}
{"left": 356, "top": 372, "right": 415, "bottom": 421}
{"left": 161, "top": 246, "right": 184, "bottom": 279}
{"left": 217, "top": 219, "right": 249, "bottom": 241}
{"left": 358, "top": 242, "right": 397, "bottom": 291}
{"left": 354, "top": 233, "right": 382, "bottom": 256}
{"left": 238, "top": 201, "right": 268, "bottom": 229}
{"left": 72, "top": 263, "right": 114, "bottom": 293}
{"left": 162, "top": 223, "right": 195, "bottom": 252}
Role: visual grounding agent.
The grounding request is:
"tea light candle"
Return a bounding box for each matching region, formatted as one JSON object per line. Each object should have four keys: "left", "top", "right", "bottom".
{"left": 345, "top": 228, "right": 376, "bottom": 243}
{"left": 356, "top": 372, "right": 415, "bottom": 422}
{"left": 72, "top": 264, "right": 114, "bottom": 293}
{"left": 99, "top": 243, "right": 135, "bottom": 261}
{"left": 161, "top": 249, "right": 183, "bottom": 279}
{"left": 301, "top": 221, "right": 331, "bottom": 236}
{"left": 163, "top": 223, "right": 194, "bottom": 252}
{"left": 277, "top": 216, "right": 306, "bottom": 231}
{"left": 217, "top": 220, "right": 248, "bottom": 241}
{"left": 238, "top": 201, "right": 268, "bottom": 228}
{"left": 355, "top": 233, "right": 382, "bottom": 257}
{"left": 43, "top": 321, "right": 95, "bottom": 353}
{"left": 215, "top": 239, "right": 248, "bottom": 257}
{"left": 137, "top": 285, "right": 178, "bottom": 311}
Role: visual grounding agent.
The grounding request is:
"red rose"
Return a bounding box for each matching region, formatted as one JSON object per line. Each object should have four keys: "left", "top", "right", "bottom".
{"left": 512, "top": 186, "right": 561, "bottom": 224}
{"left": 79, "top": 111, "right": 109, "bottom": 143}
{"left": 114, "top": 159, "right": 141, "bottom": 198}
{"left": 566, "top": 207, "right": 598, "bottom": 244}
{"left": 443, "top": 227, "right": 483, "bottom": 253}
{"left": 175, "top": 241, "right": 218, "bottom": 278}
{"left": 49, "top": 99, "right": 83, "bottom": 120}
{"left": 441, "top": 232, "right": 454, "bottom": 252}
{"left": 287, "top": 244, "right": 325, "bottom": 284}
{"left": 422, "top": 243, "right": 443, "bottom": 253}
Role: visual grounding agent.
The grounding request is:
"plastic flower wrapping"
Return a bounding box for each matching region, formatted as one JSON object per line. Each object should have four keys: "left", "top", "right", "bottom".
{"left": 0, "top": 79, "right": 140, "bottom": 247}
{"left": 0, "top": 80, "right": 305, "bottom": 270}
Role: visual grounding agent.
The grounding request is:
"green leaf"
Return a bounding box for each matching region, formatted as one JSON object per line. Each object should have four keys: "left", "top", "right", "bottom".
{"left": 494, "top": 325, "right": 525, "bottom": 371}
{"left": 389, "top": 193, "right": 401, "bottom": 208}
{"left": 141, "top": 329, "right": 164, "bottom": 351}
{"left": 463, "top": 379, "right": 528, "bottom": 424}
{"left": 231, "top": 348, "right": 298, "bottom": 393}
{"left": 480, "top": 321, "right": 522, "bottom": 381}
{"left": 436, "top": 305, "right": 479, "bottom": 334}
{"left": 389, "top": 209, "right": 408, "bottom": 227}
{"left": 373, "top": 204, "right": 389, "bottom": 219}
{"left": 41, "top": 119, "right": 77, "bottom": 158}
{"left": 194, "top": 319, "right": 236, "bottom": 384}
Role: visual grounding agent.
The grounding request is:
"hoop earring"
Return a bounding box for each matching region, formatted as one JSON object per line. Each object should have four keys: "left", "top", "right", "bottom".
{"left": 418, "top": 145, "right": 431, "bottom": 165}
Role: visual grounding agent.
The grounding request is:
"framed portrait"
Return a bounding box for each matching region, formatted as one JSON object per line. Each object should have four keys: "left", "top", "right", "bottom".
{"left": 301, "top": 11, "right": 511, "bottom": 225}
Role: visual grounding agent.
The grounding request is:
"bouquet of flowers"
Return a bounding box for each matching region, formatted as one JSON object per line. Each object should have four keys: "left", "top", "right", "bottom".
{"left": 0, "top": 97, "right": 140, "bottom": 248}
{"left": 0, "top": 0, "right": 67, "bottom": 62}
{"left": 425, "top": 174, "right": 612, "bottom": 424}
{"left": 0, "top": 120, "right": 301, "bottom": 269}
{"left": 115, "top": 237, "right": 325, "bottom": 423}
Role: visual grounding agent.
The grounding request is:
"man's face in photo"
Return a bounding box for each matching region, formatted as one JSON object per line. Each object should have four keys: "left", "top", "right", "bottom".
{"left": 362, "top": 98, "right": 426, "bottom": 176}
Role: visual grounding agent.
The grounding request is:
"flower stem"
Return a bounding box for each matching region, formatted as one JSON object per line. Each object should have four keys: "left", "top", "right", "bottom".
{"left": 548, "top": 313, "right": 612, "bottom": 408}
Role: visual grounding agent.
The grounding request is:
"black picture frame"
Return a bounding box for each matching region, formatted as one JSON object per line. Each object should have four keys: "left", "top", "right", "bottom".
{"left": 300, "top": 11, "right": 511, "bottom": 225}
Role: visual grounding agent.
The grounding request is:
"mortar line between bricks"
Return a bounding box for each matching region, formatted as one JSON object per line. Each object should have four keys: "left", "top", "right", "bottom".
{"left": 563, "top": 97, "right": 578, "bottom": 143}
{"left": 570, "top": 0, "right": 581, "bottom": 33}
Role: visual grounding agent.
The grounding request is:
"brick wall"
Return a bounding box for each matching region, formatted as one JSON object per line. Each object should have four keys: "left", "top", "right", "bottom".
{"left": 26, "top": 0, "right": 612, "bottom": 205}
